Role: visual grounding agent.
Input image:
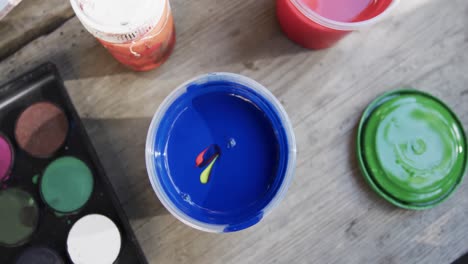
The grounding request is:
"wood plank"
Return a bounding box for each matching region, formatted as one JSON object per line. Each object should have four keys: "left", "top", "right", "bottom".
{"left": 1, "top": 0, "right": 468, "bottom": 263}
{"left": 0, "top": 0, "right": 74, "bottom": 60}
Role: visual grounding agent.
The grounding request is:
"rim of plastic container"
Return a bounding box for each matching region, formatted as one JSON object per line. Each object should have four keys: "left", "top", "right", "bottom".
{"left": 70, "top": 0, "right": 166, "bottom": 43}
{"left": 290, "top": 0, "right": 400, "bottom": 31}
{"left": 145, "top": 73, "right": 297, "bottom": 233}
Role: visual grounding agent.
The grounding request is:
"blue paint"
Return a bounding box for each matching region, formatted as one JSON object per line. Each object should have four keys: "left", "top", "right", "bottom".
{"left": 151, "top": 80, "right": 289, "bottom": 231}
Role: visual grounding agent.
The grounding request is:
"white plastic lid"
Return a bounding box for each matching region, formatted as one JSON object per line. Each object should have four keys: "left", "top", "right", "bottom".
{"left": 70, "top": 0, "right": 166, "bottom": 43}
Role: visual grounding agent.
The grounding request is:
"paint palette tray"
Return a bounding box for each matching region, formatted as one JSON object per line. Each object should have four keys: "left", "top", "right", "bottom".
{"left": 0, "top": 63, "right": 147, "bottom": 263}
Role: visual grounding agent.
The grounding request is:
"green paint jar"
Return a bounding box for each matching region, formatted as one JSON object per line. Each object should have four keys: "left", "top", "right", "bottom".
{"left": 40, "top": 157, "right": 94, "bottom": 214}
{"left": 357, "top": 89, "right": 467, "bottom": 209}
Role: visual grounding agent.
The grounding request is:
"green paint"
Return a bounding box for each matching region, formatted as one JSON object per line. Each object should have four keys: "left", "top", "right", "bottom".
{"left": 0, "top": 188, "right": 39, "bottom": 246}
{"left": 32, "top": 174, "right": 39, "bottom": 184}
{"left": 200, "top": 155, "right": 219, "bottom": 184}
{"left": 40, "top": 157, "right": 94, "bottom": 213}
{"left": 357, "top": 90, "right": 467, "bottom": 209}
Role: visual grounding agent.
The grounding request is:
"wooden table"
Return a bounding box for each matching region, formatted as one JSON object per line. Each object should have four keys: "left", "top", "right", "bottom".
{"left": 1, "top": 0, "right": 468, "bottom": 263}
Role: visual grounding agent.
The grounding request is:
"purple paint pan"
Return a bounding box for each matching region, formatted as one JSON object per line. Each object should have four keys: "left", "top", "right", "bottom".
{"left": 0, "top": 133, "right": 14, "bottom": 182}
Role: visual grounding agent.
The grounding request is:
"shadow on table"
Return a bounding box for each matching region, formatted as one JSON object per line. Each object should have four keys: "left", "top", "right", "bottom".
{"left": 82, "top": 117, "right": 170, "bottom": 220}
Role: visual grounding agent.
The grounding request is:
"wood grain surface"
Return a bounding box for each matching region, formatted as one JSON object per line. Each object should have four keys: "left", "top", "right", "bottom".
{"left": 0, "top": 0, "right": 73, "bottom": 60}
{"left": 1, "top": 0, "right": 468, "bottom": 263}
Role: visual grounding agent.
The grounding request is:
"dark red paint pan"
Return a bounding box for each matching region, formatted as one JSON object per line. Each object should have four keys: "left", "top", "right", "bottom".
{"left": 15, "top": 102, "right": 68, "bottom": 158}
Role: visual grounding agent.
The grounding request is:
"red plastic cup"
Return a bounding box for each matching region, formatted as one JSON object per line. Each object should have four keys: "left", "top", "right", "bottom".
{"left": 277, "top": 0, "right": 399, "bottom": 49}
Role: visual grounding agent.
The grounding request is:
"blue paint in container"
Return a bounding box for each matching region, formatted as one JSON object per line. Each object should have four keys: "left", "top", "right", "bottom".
{"left": 146, "top": 73, "right": 296, "bottom": 232}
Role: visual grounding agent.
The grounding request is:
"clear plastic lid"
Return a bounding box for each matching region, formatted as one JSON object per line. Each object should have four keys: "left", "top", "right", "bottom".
{"left": 70, "top": 0, "right": 166, "bottom": 43}
{"left": 290, "top": 0, "right": 399, "bottom": 30}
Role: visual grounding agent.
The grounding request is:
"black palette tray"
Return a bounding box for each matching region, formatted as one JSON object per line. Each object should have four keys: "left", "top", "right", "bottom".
{"left": 0, "top": 63, "right": 148, "bottom": 263}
